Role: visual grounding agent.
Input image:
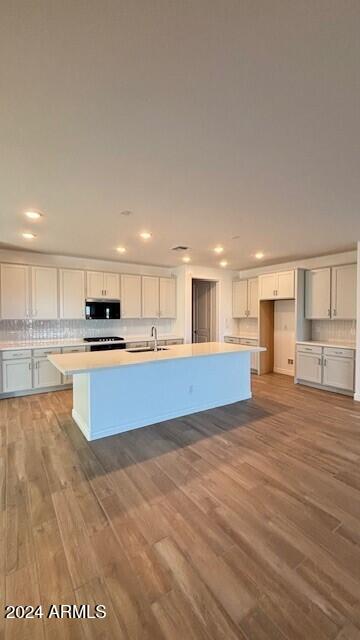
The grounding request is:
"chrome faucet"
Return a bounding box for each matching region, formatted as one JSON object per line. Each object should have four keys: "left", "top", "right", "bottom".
{"left": 151, "top": 325, "right": 158, "bottom": 351}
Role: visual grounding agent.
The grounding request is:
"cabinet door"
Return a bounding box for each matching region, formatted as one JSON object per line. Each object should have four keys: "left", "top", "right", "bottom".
{"left": 159, "top": 277, "right": 176, "bottom": 318}
{"left": 259, "top": 273, "right": 277, "bottom": 300}
{"left": 142, "top": 276, "right": 160, "bottom": 318}
{"left": 86, "top": 271, "right": 104, "bottom": 298}
{"left": 120, "top": 274, "right": 142, "bottom": 318}
{"left": 331, "top": 264, "right": 357, "bottom": 320}
{"left": 33, "top": 358, "right": 62, "bottom": 388}
{"left": 59, "top": 269, "right": 85, "bottom": 319}
{"left": 232, "top": 281, "right": 248, "bottom": 317}
{"left": 61, "top": 346, "right": 86, "bottom": 384}
{"left": 31, "top": 266, "right": 58, "bottom": 319}
{"left": 305, "top": 268, "right": 331, "bottom": 319}
{"left": 2, "top": 359, "right": 32, "bottom": 392}
{"left": 104, "top": 273, "right": 119, "bottom": 299}
{"left": 0, "top": 263, "right": 30, "bottom": 319}
{"left": 322, "top": 355, "right": 354, "bottom": 391}
{"left": 277, "top": 271, "right": 294, "bottom": 299}
{"left": 247, "top": 278, "right": 258, "bottom": 317}
{"left": 296, "top": 352, "right": 322, "bottom": 384}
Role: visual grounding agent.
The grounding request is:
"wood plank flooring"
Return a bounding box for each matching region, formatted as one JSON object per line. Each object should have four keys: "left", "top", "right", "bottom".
{"left": 1, "top": 373, "right": 360, "bottom": 639}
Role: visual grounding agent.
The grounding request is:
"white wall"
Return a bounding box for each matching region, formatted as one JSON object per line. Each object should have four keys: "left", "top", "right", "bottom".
{"left": 174, "top": 265, "right": 236, "bottom": 343}
{"left": 355, "top": 242, "right": 360, "bottom": 401}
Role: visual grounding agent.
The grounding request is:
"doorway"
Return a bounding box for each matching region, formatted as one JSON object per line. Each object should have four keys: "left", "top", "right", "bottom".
{"left": 259, "top": 299, "right": 295, "bottom": 376}
{"left": 192, "top": 279, "right": 217, "bottom": 343}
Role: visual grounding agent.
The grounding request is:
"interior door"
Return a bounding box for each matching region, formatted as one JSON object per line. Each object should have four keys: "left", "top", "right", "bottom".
{"left": 192, "top": 280, "right": 212, "bottom": 343}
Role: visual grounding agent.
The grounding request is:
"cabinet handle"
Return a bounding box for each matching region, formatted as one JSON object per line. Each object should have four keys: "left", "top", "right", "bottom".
{"left": 333, "top": 309, "right": 337, "bottom": 316}
{"left": 28, "top": 362, "right": 31, "bottom": 370}
{"left": 318, "top": 358, "right": 321, "bottom": 365}
{"left": 327, "top": 309, "right": 331, "bottom": 317}
{"left": 323, "top": 358, "right": 327, "bottom": 366}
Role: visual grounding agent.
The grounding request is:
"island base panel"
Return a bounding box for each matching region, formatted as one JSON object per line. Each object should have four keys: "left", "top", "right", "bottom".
{"left": 72, "top": 352, "right": 252, "bottom": 441}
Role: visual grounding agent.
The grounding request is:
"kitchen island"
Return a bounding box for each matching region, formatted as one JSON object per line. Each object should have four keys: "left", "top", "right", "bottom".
{"left": 49, "top": 342, "right": 265, "bottom": 441}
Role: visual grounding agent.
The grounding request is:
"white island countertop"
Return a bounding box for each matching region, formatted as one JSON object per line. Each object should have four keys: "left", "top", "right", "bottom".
{"left": 49, "top": 341, "right": 265, "bottom": 376}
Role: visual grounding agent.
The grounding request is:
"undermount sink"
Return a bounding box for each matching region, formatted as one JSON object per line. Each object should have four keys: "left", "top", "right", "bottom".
{"left": 126, "top": 347, "right": 169, "bottom": 353}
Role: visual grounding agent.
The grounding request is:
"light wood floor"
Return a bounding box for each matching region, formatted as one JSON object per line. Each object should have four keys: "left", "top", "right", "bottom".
{"left": 1, "top": 374, "right": 360, "bottom": 640}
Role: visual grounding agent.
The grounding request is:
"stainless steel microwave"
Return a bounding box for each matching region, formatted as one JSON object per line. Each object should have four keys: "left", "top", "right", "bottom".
{"left": 85, "top": 299, "right": 121, "bottom": 320}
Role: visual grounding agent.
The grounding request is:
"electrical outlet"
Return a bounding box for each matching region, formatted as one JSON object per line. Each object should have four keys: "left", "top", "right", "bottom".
{"left": 288, "top": 358, "right": 294, "bottom": 365}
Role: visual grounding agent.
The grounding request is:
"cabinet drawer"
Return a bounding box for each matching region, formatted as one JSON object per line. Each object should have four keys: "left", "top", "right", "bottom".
{"left": 166, "top": 339, "right": 183, "bottom": 345}
{"left": 2, "top": 349, "right": 31, "bottom": 360}
{"left": 296, "top": 344, "right": 322, "bottom": 355}
{"left": 125, "top": 341, "right": 148, "bottom": 348}
{"left": 62, "top": 346, "right": 86, "bottom": 353}
{"left": 323, "top": 347, "right": 354, "bottom": 359}
{"left": 240, "top": 339, "right": 258, "bottom": 346}
{"left": 33, "top": 347, "right": 61, "bottom": 357}
{"left": 224, "top": 336, "right": 240, "bottom": 344}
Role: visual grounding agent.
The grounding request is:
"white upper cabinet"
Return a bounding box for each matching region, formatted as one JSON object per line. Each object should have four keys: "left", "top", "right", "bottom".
{"left": 258, "top": 273, "right": 277, "bottom": 300}
{"left": 247, "top": 278, "right": 259, "bottom": 318}
{"left": 0, "top": 263, "right": 30, "bottom": 319}
{"left": 159, "top": 277, "right": 176, "bottom": 318}
{"left": 31, "top": 266, "right": 58, "bottom": 319}
{"left": 59, "top": 269, "right": 85, "bottom": 319}
{"left": 233, "top": 280, "right": 248, "bottom": 318}
{"left": 233, "top": 278, "right": 259, "bottom": 318}
{"left": 331, "top": 264, "right": 357, "bottom": 320}
{"left": 121, "top": 274, "right": 142, "bottom": 318}
{"left": 142, "top": 276, "right": 160, "bottom": 318}
{"left": 86, "top": 271, "right": 119, "bottom": 299}
{"left": 305, "top": 265, "right": 356, "bottom": 320}
{"left": 104, "top": 272, "right": 119, "bottom": 299}
{"left": 305, "top": 268, "right": 331, "bottom": 319}
{"left": 259, "top": 271, "right": 294, "bottom": 300}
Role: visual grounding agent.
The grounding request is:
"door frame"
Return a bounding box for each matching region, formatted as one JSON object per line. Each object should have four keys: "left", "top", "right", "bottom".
{"left": 191, "top": 278, "right": 218, "bottom": 343}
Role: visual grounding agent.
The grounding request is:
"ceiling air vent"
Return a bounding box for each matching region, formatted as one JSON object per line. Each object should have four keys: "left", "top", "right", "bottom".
{"left": 172, "top": 245, "right": 189, "bottom": 252}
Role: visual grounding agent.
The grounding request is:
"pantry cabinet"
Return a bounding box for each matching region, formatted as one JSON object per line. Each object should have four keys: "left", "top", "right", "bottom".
{"left": 31, "top": 266, "right": 58, "bottom": 319}
{"left": 59, "top": 269, "right": 85, "bottom": 319}
{"left": 159, "top": 277, "right": 176, "bottom": 318}
{"left": 259, "top": 271, "right": 294, "bottom": 300}
{"left": 0, "top": 263, "right": 30, "bottom": 319}
{"left": 142, "top": 276, "right": 160, "bottom": 318}
{"left": 233, "top": 278, "right": 258, "bottom": 318}
{"left": 86, "top": 271, "right": 119, "bottom": 299}
{"left": 305, "top": 264, "right": 356, "bottom": 320}
{"left": 121, "top": 274, "right": 142, "bottom": 318}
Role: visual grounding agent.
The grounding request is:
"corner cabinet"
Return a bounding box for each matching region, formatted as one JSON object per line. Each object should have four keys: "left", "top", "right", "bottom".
{"left": 259, "top": 270, "right": 294, "bottom": 300}
{"left": 305, "top": 264, "right": 356, "bottom": 320}
{"left": 59, "top": 269, "right": 85, "bottom": 319}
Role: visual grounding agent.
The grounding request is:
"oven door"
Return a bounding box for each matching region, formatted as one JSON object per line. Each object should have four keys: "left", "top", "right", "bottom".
{"left": 85, "top": 299, "right": 121, "bottom": 320}
{"left": 90, "top": 343, "right": 125, "bottom": 351}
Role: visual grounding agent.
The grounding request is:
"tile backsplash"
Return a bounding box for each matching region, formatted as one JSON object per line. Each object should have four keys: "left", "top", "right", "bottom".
{"left": 311, "top": 319, "right": 356, "bottom": 344}
{"left": 0, "top": 318, "right": 175, "bottom": 342}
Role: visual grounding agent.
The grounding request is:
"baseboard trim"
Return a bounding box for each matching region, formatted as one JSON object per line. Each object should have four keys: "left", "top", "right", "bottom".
{"left": 354, "top": 392, "right": 360, "bottom": 402}
{"left": 0, "top": 383, "right": 72, "bottom": 399}
{"left": 273, "top": 367, "right": 294, "bottom": 377}
{"left": 72, "top": 409, "right": 91, "bottom": 440}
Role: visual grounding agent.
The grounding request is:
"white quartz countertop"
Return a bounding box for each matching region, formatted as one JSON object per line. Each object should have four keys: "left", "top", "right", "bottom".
{"left": 49, "top": 341, "right": 266, "bottom": 375}
{"left": 0, "top": 334, "right": 183, "bottom": 352}
{"left": 297, "top": 340, "right": 356, "bottom": 350}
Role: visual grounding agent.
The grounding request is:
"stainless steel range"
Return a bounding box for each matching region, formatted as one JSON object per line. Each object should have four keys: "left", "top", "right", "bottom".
{"left": 84, "top": 336, "right": 126, "bottom": 351}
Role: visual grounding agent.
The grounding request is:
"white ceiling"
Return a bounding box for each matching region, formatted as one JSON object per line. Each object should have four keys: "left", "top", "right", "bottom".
{"left": 1, "top": 0, "right": 359, "bottom": 269}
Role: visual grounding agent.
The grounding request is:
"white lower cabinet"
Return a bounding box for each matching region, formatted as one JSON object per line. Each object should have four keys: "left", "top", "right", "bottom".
{"left": 224, "top": 336, "right": 259, "bottom": 372}
{"left": 296, "top": 351, "right": 322, "bottom": 385}
{"left": 33, "top": 358, "right": 62, "bottom": 388}
{"left": 322, "top": 354, "right": 354, "bottom": 391}
{"left": 2, "top": 358, "right": 32, "bottom": 392}
{"left": 296, "top": 344, "right": 355, "bottom": 393}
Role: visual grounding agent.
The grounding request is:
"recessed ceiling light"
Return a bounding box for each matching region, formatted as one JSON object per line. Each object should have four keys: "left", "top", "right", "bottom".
{"left": 255, "top": 251, "right": 264, "bottom": 260}
{"left": 116, "top": 246, "right": 126, "bottom": 253}
{"left": 182, "top": 256, "right": 191, "bottom": 263}
{"left": 140, "top": 231, "right": 152, "bottom": 240}
{"left": 25, "top": 210, "right": 42, "bottom": 220}
{"left": 220, "top": 260, "right": 228, "bottom": 267}
{"left": 214, "top": 246, "right": 224, "bottom": 254}
{"left": 22, "top": 232, "right": 36, "bottom": 239}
